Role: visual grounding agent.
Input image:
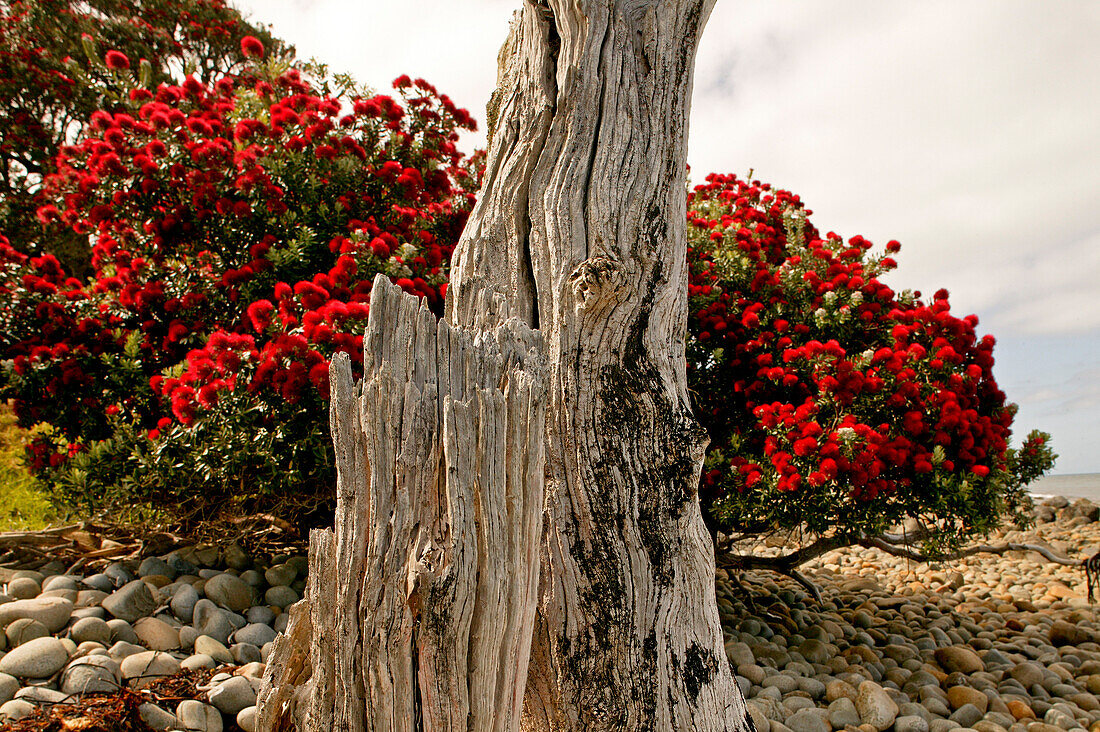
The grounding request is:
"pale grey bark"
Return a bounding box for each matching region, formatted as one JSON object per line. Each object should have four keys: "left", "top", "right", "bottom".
{"left": 258, "top": 277, "right": 546, "bottom": 730}
{"left": 448, "top": 1, "right": 750, "bottom": 729}
{"left": 260, "top": 0, "right": 754, "bottom": 728}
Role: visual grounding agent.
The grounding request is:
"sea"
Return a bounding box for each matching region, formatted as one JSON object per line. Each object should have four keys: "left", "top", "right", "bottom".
{"left": 1029, "top": 473, "right": 1100, "bottom": 503}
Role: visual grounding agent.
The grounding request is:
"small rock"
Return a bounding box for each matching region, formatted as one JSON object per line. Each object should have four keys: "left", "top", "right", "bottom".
{"left": 264, "top": 563, "right": 297, "bottom": 588}
{"left": 0, "top": 596, "right": 74, "bottom": 633}
{"left": 246, "top": 606, "right": 276, "bottom": 626}
{"left": 133, "top": 617, "right": 180, "bottom": 651}
{"left": 71, "top": 616, "right": 112, "bottom": 646}
{"left": 234, "top": 623, "right": 278, "bottom": 648}
{"left": 1007, "top": 700, "right": 1037, "bottom": 721}
{"left": 171, "top": 583, "right": 201, "bottom": 623}
{"left": 204, "top": 574, "right": 253, "bottom": 613}
{"left": 264, "top": 585, "right": 298, "bottom": 608}
{"left": 6, "top": 578, "right": 39, "bottom": 599}
{"left": 237, "top": 705, "right": 258, "bottom": 732}
{"left": 82, "top": 574, "right": 115, "bottom": 593}
{"left": 950, "top": 703, "right": 985, "bottom": 728}
{"left": 0, "top": 699, "right": 36, "bottom": 721}
{"left": 1049, "top": 621, "right": 1092, "bottom": 647}
{"left": 935, "top": 646, "right": 986, "bottom": 675}
{"left": 208, "top": 675, "right": 257, "bottom": 715}
{"left": 108, "top": 640, "right": 146, "bottom": 659}
{"left": 6, "top": 617, "right": 48, "bottom": 647}
{"left": 0, "top": 636, "right": 69, "bottom": 678}
{"left": 120, "top": 650, "right": 181, "bottom": 689}
{"left": 176, "top": 699, "right": 223, "bottom": 732}
{"left": 15, "top": 685, "right": 70, "bottom": 704}
{"left": 61, "top": 654, "right": 121, "bottom": 695}
{"left": 857, "top": 680, "right": 900, "bottom": 732}
{"left": 949, "top": 686, "right": 990, "bottom": 714}
{"left": 1010, "top": 663, "right": 1046, "bottom": 689}
{"left": 138, "top": 557, "right": 175, "bottom": 580}
{"left": 224, "top": 543, "right": 251, "bottom": 571}
{"left": 0, "top": 673, "right": 18, "bottom": 704}
{"left": 829, "top": 697, "right": 862, "bottom": 728}
{"left": 107, "top": 618, "right": 140, "bottom": 645}
{"left": 41, "top": 575, "right": 79, "bottom": 592}
{"left": 102, "top": 580, "right": 157, "bottom": 623}
{"left": 786, "top": 708, "right": 830, "bottom": 732}
{"left": 139, "top": 702, "right": 179, "bottom": 730}
{"left": 195, "top": 635, "right": 234, "bottom": 664}
{"left": 182, "top": 654, "right": 216, "bottom": 670}
{"left": 231, "top": 642, "right": 262, "bottom": 665}
{"left": 897, "top": 716, "right": 932, "bottom": 732}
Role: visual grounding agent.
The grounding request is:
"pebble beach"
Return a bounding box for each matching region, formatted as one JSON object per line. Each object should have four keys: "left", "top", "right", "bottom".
{"left": 0, "top": 495, "right": 1096, "bottom": 731}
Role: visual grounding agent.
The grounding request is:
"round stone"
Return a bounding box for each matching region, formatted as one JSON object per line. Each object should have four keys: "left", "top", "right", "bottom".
{"left": 0, "top": 596, "right": 74, "bottom": 633}
{"left": 138, "top": 557, "right": 176, "bottom": 580}
{"left": 204, "top": 574, "right": 252, "bottom": 613}
{"left": 170, "top": 583, "right": 200, "bottom": 623}
{"left": 102, "top": 580, "right": 157, "bottom": 623}
{"left": 208, "top": 675, "right": 257, "bottom": 715}
{"left": 237, "top": 705, "right": 258, "bottom": 732}
{"left": 182, "top": 654, "right": 216, "bottom": 670}
{"left": 106, "top": 618, "right": 140, "bottom": 645}
{"left": 0, "top": 699, "right": 36, "bottom": 721}
{"left": 6, "top": 577, "right": 40, "bottom": 600}
{"left": 194, "top": 635, "right": 234, "bottom": 665}
{"left": 246, "top": 606, "right": 276, "bottom": 626}
{"left": 264, "top": 585, "right": 298, "bottom": 608}
{"left": 857, "top": 680, "right": 900, "bottom": 732}
{"left": 139, "top": 701, "right": 179, "bottom": 731}
{"left": 234, "top": 623, "right": 277, "bottom": 648}
{"left": 61, "top": 655, "right": 121, "bottom": 695}
{"left": 6, "top": 617, "right": 48, "bottom": 647}
{"left": 176, "top": 700, "right": 223, "bottom": 732}
{"left": 71, "top": 616, "right": 112, "bottom": 646}
{"left": 120, "top": 650, "right": 181, "bottom": 688}
{"left": 264, "top": 563, "right": 297, "bottom": 588}
{"left": 133, "top": 617, "right": 180, "bottom": 651}
{"left": 786, "top": 708, "right": 830, "bottom": 732}
{"left": 0, "top": 636, "right": 70, "bottom": 678}
{"left": 0, "top": 673, "right": 18, "bottom": 704}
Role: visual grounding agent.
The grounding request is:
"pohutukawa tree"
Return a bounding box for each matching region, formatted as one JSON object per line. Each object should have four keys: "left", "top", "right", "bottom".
{"left": 257, "top": 0, "right": 754, "bottom": 729}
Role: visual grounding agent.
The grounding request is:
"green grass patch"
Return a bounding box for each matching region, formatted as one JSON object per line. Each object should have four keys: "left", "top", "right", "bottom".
{"left": 0, "top": 404, "right": 60, "bottom": 531}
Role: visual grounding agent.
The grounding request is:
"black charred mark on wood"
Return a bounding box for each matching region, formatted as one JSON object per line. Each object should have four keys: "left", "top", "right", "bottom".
{"left": 681, "top": 641, "right": 719, "bottom": 700}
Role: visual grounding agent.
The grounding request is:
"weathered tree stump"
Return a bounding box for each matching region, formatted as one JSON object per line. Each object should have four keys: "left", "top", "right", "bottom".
{"left": 259, "top": 0, "right": 754, "bottom": 728}
{"left": 257, "top": 276, "right": 546, "bottom": 730}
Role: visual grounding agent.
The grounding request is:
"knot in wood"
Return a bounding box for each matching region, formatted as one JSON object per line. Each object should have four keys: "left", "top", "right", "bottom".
{"left": 568, "top": 255, "right": 628, "bottom": 311}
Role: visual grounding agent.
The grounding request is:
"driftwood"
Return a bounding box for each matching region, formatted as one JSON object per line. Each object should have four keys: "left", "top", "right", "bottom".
{"left": 258, "top": 277, "right": 546, "bottom": 729}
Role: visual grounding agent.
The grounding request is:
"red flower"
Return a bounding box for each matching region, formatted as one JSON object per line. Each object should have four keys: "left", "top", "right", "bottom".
{"left": 104, "top": 50, "right": 130, "bottom": 70}
{"left": 241, "top": 36, "right": 265, "bottom": 58}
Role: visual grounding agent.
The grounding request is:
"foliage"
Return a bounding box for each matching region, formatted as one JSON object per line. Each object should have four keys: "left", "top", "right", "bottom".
{"left": 0, "top": 0, "right": 288, "bottom": 274}
{"left": 0, "top": 402, "right": 56, "bottom": 530}
{"left": 0, "top": 43, "right": 478, "bottom": 523}
{"left": 0, "top": 23, "right": 1052, "bottom": 542}
{"left": 685, "top": 174, "right": 1055, "bottom": 555}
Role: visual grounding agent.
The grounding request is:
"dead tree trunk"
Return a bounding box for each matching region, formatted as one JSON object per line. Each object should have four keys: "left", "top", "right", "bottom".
{"left": 257, "top": 277, "right": 546, "bottom": 729}
{"left": 446, "top": 1, "right": 751, "bottom": 728}
{"left": 259, "top": 0, "right": 754, "bottom": 729}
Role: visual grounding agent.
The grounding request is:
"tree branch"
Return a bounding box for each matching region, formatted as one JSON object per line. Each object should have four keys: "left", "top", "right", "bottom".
{"left": 862, "top": 535, "right": 1082, "bottom": 567}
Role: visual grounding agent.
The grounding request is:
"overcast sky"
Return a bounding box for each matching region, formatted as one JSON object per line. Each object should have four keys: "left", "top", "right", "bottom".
{"left": 233, "top": 0, "right": 1100, "bottom": 475}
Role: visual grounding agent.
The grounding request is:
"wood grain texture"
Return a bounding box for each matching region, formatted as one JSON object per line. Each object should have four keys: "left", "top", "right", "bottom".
{"left": 447, "top": 1, "right": 754, "bottom": 729}
{"left": 258, "top": 276, "right": 546, "bottom": 730}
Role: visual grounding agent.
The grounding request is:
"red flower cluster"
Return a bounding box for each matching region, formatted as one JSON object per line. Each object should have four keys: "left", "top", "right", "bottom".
{"left": 1, "top": 60, "right": 478, "bottom": 496}
{"left": 685, "top": 173, "right": 1033, "bottom": 541}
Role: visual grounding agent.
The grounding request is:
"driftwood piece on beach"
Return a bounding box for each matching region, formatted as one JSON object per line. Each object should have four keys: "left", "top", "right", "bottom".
{"left": 257, "top": 276, "right": 546, "bottom": 730}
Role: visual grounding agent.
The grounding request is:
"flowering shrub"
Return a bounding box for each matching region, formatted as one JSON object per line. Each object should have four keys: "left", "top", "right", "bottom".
{"left": 0, "top": 31, "right": 1051, "bottom": 539}
{"left": 0, "top": 47, "right": 477, "bottom": 520}
{"left": 0, "top": 0, "right": 286, "bottom": 272}
{"left": 685, "top": 174, "right": 1054, "bottom": 553}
